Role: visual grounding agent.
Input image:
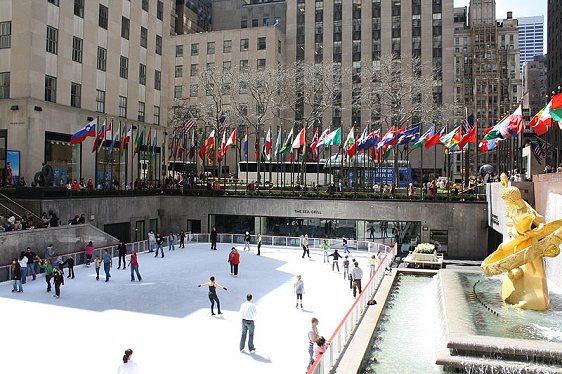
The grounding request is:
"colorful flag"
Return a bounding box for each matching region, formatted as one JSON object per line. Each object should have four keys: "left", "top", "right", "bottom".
{"left": 264, "top": 127, "right": 272, "bottom": 161}
{"left": 119, "top": 125, "right": 127, "bottom": 153}
{"left": 177, "top": 118, "right": 196, "bottom": 135}
{"left": 168, "top": 135, "right": 175, "bottom": 161}
{"left": 413, "top": 125, "right": 435, "bottom": 148}
{"left": 479, "top": 138, "right": 499, "bottom": 152}
{"left": 218, "top": 130, "right": 227, "bottom": 162}
{"left": 344, "top": 127, "right": 356, "bottom": 157}
{"left": 70, "top": 119, "right": 97, "bottom": 144}
{"left": 279, "top": 128, "right": 294, "bottom": 154}
{"left": 146, "top": 128, "right": 152, "bottom": 153}
{"left": 254, "top": 131, "right": 260, "bottom": 160}
{"left": 528, "top": 105, "right": 553, "bottom": 136}
{"left": 396, "top": 126, "right": 421, "bottom": 146}
{"left": 457, "top": 126, "right": 477, "bottom": 149}
{"left": 424, "top": 126, "right": 447, "bottom": 149}
{"left": 243, "top": 128, "right": 248, "bottom": 160}
{"left": 198, "top": 129, "right": 207, "bottom": 161}
{"left": 152, "top": 130, "right": 158, "bottom": 157}
{"left": 500, "top": 105, "right": 524, "bottom": 138}
{"left": 315, "top": 128, "right": 331, "bottom": 149}
{"left": 310, "top": 128, "right": 320, "bottom": 160}
{"left": 320, "top": 127, "right": 341, "bottom": 147}
{"left": 134, "top": 128, "right": 144, "bottom": 156}
{"left": 108, "top": 123, "right": 121, "bottom": 155}
{"left": 292, "top": 128, "right": 306, "bottom": 149}
{"left": 550, "top": 93, "right": 562, "bottom": 122}
{"left": 440, "top": 126, "right": 462, "bottom": 149}
{"left": 531, "top": 139, "right": 549, "bottom": 164}
{"left": 92, "top": 120, "right": 106, "bottom": 153}
{"left": 274, "top": 127, "right": 282, "bottom": 156}
{"left": 461, "top": 114, "right": 475, "bottom": 134}
{"left": 377, "top": 127, "right": 395, "bottom": 149}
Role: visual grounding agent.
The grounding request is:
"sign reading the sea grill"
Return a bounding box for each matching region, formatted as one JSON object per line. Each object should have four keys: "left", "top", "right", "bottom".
{"left": 294, "top": 209, "right": 322, "bottom": 215}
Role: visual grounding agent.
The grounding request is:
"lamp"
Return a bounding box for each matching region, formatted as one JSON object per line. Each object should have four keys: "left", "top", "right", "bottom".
{"left": 10, "top": 105, "right": 19, "bottom": 111}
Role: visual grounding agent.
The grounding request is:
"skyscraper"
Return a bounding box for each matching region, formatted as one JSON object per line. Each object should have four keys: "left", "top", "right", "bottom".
{"left": 518, "top": 16, "right": 544, "bottom": 69}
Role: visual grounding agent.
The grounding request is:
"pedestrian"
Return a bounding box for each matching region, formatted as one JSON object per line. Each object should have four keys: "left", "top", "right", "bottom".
{"left": 154, "top": 233, "right": 164, "bottom": 258}
{"left": 24, "top": 247, "right": 40, "bottom": 281}
{"left": 18, "top": 252, "right": 28, "bottom": 284}
{"left": 342, "top": 255, "right": 350, "bottom": 280}
{"left": 147, "top": 230, "right": 156, "bottom": 252}
{"left": 239, "top": 293, "right": 257, "bottom": 353}
{"left": 243, "top": 231, "right": 251, "bottom": 251}
{"left": 94, "top": 255, "right": 102, "bottom": 281}
{"left": 129, "top": 250, "right": 142, "bottom": 282}
{"left": 231, "top": 248, "right": 240, "bottom": 277}
{"left": 320, "top": 239, "right": 330, "bottom": 263}
{"left": 60, "top": 256, "right": 75, "bottom": 278}
{"left": 351, "top": 261, "right": 363, "bottom": 298}
{"left": 349, "top": 259, "right": 357, "bottom": 289}
{"left": 39, "top": 258, "right": 53, "bottom": 292}
{"left": 307, "top": 318, "right": 320, "bottom": 370}
{"left": 342, "top": 236, "right": 349, "bottom": 254}
{"left": 210, "top": 227, "right": 218, "bottom": 250}
{"left": 179, "top": 231, "right": 186, "bottom": 248}
{"left": 117, "top": 348, "right": 139, "bottom": 374}
{"left": 168, "top": 232, "right": 175, "bottom": 251}
{"left": 84, "top": 241, "right": 94, "bottom": 267}
{"left": 256, "top": 234, "right": 262, "bottom": 256}
{"left": 117, "top": 241, "right": 127, "bottom": 269}
{"left": 198, "top": 276, "right": 227, "bottom": 315}
{"left": 11, "top": 258, "right": 23, "bottom": 293}
{"left": 328, "top": 249, "right": 342, "bottom": 272}
{"left": 102, "top": 249, "right": 112, "bottom": 282}
{"left": 301, "top": 234, "right": 311, "bottom": 259}
{"left": 294, "top": 275, "right": 304, "bottom": 309}
{"left": 52, "top": 265, "right": 64, "bottom": 298}
{"left": 228, "top": 247, "right": 236, "bottom": 274}
{"left": 369, "top": 254, "right": 377, "bottom": 278}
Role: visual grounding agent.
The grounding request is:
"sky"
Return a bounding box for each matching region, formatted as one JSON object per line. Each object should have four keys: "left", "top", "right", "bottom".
{"left": 454, "top": 0, "right": 548, "bottom": 51}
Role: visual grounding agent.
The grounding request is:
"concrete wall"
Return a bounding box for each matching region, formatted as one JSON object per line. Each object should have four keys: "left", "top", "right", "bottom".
{"left": 0, "top": 223, "right": 118, "bottom": 266}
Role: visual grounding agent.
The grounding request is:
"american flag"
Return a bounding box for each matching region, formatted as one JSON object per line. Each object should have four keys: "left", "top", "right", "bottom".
{"left": 531, "top": 139, "right": 549, "bottom": 164}
{"left": 176, "top": 118, "right": 196, "bottom": 135}
{"left": 461, "top": 114, "right": 475, "bottom": 135}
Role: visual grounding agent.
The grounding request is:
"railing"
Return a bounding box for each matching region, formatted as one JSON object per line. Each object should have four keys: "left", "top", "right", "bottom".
{"left": 0, "top": 192, "right": 42, "bottom": 221}
{"left": 307, "top": 243, "right": 397, "bottom": 374}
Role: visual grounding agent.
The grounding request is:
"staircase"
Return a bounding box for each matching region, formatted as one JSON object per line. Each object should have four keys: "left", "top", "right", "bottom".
{"left": 0, "top": 193, "right": 42, "bottom": 225}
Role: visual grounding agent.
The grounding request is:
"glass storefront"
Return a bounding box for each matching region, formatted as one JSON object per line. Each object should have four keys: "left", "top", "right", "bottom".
{"left": 96, "top": 141, "right": 126, "bottom": 189}
{"left": 138, "top": 145, "right": 161, "bottom": 186}
{"left": 45, "top": 131, "right": 81, "bottom": 186}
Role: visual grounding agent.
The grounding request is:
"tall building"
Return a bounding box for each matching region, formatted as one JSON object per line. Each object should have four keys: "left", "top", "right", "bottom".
{"left": 522, "top": 56, "right": 547, "bottom": 117}
{"left": 0, "top": 0, "right": 171, "bottom": 187}
{"left": 546, "top": 0, "right": 562, "bottom": 167}
{"left": 517, "top": 16, "right": 544, "bottom": 69}
{"left": 453, "top": 0, "right": 522, "bottom": 179}
{"left": 174, "top": 0, "right": 212, "bottom": 35}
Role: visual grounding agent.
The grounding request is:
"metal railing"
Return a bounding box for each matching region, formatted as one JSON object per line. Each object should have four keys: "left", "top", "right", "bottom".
{"left": 307, "top": 243, "right": 397, "bottom": 374}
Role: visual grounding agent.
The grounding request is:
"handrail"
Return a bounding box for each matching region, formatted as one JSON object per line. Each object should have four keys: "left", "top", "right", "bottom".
{"left": 0, "top": 192, "right": 42, "bottom": 221}
{"left": 307, "top": 243, "right": 397, "bottom": 374}
{"left": 0, "top": 202, "right": 23, "bottom": 219}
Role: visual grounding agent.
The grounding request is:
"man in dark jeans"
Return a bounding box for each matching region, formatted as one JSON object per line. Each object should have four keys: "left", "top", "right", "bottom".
{"left": 117, "top": 241, "right": 127, "bottom": 269}
{"left": 210, "top": 227, "right": 218, "bottom": 250}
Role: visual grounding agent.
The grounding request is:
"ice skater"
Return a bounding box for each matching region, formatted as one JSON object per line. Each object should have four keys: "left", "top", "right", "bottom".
{"left": 117, "top": 349, "right": 139, "bottom": 374}
{"left": 240, "top": 293, "right": 257, "bottom": 353}
{"left": 294, "top": 275, "right": 305, "bottom": 309}
{"left": 11, "top": 258, "right": 23, "bottom": 293}
{"left": 52, "top": 265, "right": 64, "bottom": 298}
{"left": 351, "top": 261, "right": 363, "bottom": 298}
{"left": 94, "top": 255, "right": 101, "bottom": 280}
{"left": 129, "top": 250, "right": 142, "bottom": 282}
{"left": 117, "top": 241, "right": 127, "bottom": 269}
{"left": 154, "top": 233, "right": 164, "bottom": 258}
{"left": 147, "top": 230, "right": 156, "bottom": 252}
{"left": 198, "top": 276, "right": 227, "bottom": 315}
{"left": 179, "top": 231, "right": 186, "bottom": 248}
{"left": 168, "top": 232, "right": 176, "bottom": 251}
{"left": 243, "top": 232, "right": 251, "bottom": 251}
{"left": 328, "top": 249, "right": 342, "bottom": 272}
{"left": 342, "top": 236, "right": 349, "bottom": 254}
{"left": 60, "top": 256, "right": 75, "bottom": 278}
{"left": 369, "top": 255, "right": 377, "bottom": 278}
{"left": 210, "top": 227, "right": 218, "bottom": 250}
{"left": 320, "top": 239, "right": 330, "bottom": 263}
{"left": 307, "top": 318, "right": 320, "bottom": 370}
{"left": 84, "top": 241, "right": 94, "bottom": 267}
{"left": 256, "top": 234, "right": 262, "bottom": 256}
{"left": 102, "top": 249, "right": 112, "bottom": 282}
{"left": 228, "top": 247, "right": 236, "bottom": 274}
{"left": 342, "top": 255, "right": 350, "bottom": 280}
{"left": 39, "top": 258, "right": 53, "bottom": 292}
{"left": 231, "top": 248, "right": 240, "bottom": 276}
{"left": 301, "top": 234, "right": 310, "bottom": 259}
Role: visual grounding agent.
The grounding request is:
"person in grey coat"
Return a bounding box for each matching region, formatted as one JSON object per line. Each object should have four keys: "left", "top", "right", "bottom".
{"left": 294, "top": 274, "right": 305, "bottom": 309}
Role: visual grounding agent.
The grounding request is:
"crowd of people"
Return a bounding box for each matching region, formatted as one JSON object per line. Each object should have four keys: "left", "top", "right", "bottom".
{"left": 0, "top": 209, "right": 88, "bottom": 232}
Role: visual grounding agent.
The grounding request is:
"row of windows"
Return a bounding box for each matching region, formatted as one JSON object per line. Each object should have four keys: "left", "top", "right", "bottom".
{"left": 176, "top": 38, "right": 270, "bottom": 57}
{"left": 43, "top": 75, "right": 160, "bottom": 124}
{"left": 175, "top": 58, "right": 268, "bottom": 80}
{"left": 241, "top": 17, "right": 281, "bottom": 28}
{"left": 94, "top": 2, "right": 163, "bottom": 29}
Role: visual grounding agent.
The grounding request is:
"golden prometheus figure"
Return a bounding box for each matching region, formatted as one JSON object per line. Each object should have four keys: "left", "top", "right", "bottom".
{"left": 481, "top": 173, "right": 562, "bottom": 310}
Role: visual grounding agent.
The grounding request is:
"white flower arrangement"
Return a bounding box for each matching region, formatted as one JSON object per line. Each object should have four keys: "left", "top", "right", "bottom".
{"left": 414, "top": 243, "right": 436, "bottom": 254}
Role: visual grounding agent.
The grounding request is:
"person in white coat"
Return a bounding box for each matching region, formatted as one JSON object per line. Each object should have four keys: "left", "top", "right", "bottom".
{"left": 117, "top": 349, "right": 139, "bottom": 374}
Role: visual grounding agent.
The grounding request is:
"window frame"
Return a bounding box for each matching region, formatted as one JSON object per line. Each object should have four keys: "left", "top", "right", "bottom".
{"left": 72, "top": 36, "right": 83, "bottom": 63}
{"left": 46, "top": 26, "right": 58, "bottom": 55}
{"left": 44, "top": 75, "right": 57, "bottom": 103}
{"left": 96, "top": 46, "right": 107, "bottom": 72}
{"left": 98, "top": 4, "right": 108, "bottom": 30}
{"left": 139, "top": 63, "right": 147, "bottom": 85}
{"left": 70, "top": 82, "right": 81, "bottom": 108}
{"left": 120, "top": 55, "right": 129, "bottom": 79}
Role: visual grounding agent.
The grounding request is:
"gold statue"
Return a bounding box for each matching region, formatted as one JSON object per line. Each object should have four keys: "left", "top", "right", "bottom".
{"left": 481, "top": 173, "right": 562, "bottom": 310}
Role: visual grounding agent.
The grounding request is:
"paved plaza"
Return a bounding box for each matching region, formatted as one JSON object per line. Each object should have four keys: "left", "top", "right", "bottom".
{"left": 2, "top": 242, "right": 374, "bottom": 374}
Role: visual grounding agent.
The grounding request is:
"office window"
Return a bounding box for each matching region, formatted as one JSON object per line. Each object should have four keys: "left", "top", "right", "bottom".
{"left": 96, "top": 89, "right": 105, "bottom": 113}
{"left": 0, "top": 21, "right": 11, "bottom": 49}
{"left": 190, "top": 64, "right": 198, "bottom": 76}
{"left": 157, "top": 1, "right": 163, "bottom": 20}
{"left": 257, "top": 59, "right": 266, "bottom": 70}
{"left": 191, "top": 43, "right": 199, "bottom": 56}
{"left": 223, "top": 61, "right": 231, "bottom": 71}
{"left": 72, "top": 37, "right": 83, "bottom": 63}
{"left": 70, "top": 82, "right": 81, "bottom": 108}
{"left": 120, "top": 56, "right": 128, "bottom": 79}
{"left": 121, "top": 17, "right": 130, "bottom": 40}
{"left": 207, "top": 62, "right": 215, "bottom": 71}
{"left": 176, "top": 45, "right": 183, "bottom": 57}
{"left": 46, "top": 26, "right": 58, "bottom": 54}
{"left": 154, "top": 70, "right": 161, "bottom": 90}
{"left": 142, "top": 0, "right": 149, "bottom": 12}
{"left": 252, "top": 19, "right": 258, "bottom": 27}
{"left": 74, "top": 0, "right": 84, "bottom": 18}
{"left": 0, "top": 72, "right": 9, "bottom": 99}
{"left": 138, "top": 101, "right": 145, "bottom": 122}
{"left": 140, "top": 27, "right": 148, "bottom": 48}
{"left": 44, "top": 75, "right": 57, "bottom": 103}
{"left": 118, "top": 96, "right": 127, "bottom": 117}
{"left": 240, "top": 38, "right": 249, "bottom": 51}
{"left": 48, "top": 0, "right": 59, "bottom": 6}
{"left": 240, "top": 60, "right": 249, "bottom": 70}
{"left": 190, "top": 84, "right": 198, "bottom": 97}
{"left": 175, "top": 65, "right": 183, "bottom": 78}
{"left": 241, "top": 17, "right": 248, "bottom": 28}
{"left": 207, "top": 41, "right": 215, "bottom": 54}
{"left": 223, "top": 40, "right": 232, "bottom": 53}
{"left": 99, "top": 4, "right": 108, "bottom": 29}
{"left": 154, "top": 106, "right": 160, "bottom": 125}
{"left": 257, "top": 37, "right": 266, "bottom": 50}
{"left": 263, "top": 18, "right": 270, "bottom": 26}
{"left": 139, "top": 64, "right": 146, "bottom": 85}
{"left": 156, "top": 35, "right": 162, "bottom": 55}
{"left": 97, "top": 47, "right": 107, "bottom": 71}
{"left": 278, "top": 40, "right": 282, "bottom": 54}
{"left": 174, "top": 85, "right": 182, "bottom": 99}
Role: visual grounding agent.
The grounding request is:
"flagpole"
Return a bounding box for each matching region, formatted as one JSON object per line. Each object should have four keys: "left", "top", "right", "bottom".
{"left": 420, "top": 130, "right": 424, "bottom": 199}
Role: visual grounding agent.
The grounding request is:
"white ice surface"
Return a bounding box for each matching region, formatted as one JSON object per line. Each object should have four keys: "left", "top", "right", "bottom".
{"left": 1, "top": 243, "right": 373, "bottom": 374}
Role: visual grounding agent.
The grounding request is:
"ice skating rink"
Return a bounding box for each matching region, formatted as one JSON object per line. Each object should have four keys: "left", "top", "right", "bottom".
{"left": 1, "top": 243, "right": 374, "bottom": 374}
